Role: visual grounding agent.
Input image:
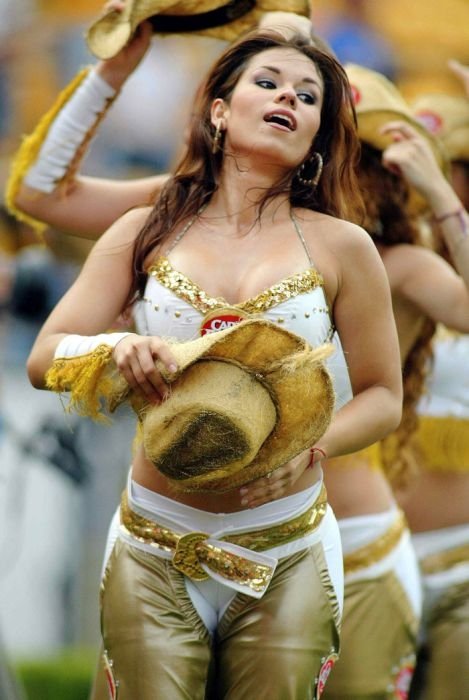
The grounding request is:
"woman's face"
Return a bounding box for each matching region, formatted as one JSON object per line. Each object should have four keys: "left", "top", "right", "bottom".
{"left": 215, "top": 47, "right": 324, "bottom": 171}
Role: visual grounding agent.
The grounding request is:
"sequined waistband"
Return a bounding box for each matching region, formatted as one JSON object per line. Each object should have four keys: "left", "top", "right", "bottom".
{"left": 120, "top": 485, "right": 328, "bottom": 597}
{"left": 343, "top": 511, "right": 407, "bottom": 574}
{"left": 420, "top": 542, "right": 469, "bottom": 575}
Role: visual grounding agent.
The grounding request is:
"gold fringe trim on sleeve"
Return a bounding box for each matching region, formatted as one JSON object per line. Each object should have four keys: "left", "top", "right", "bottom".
{"left": 5, "top": 67, "right": 91, "bottom": 237}
{"left": 45, "top": 343, "right": 124, "bottom": 421}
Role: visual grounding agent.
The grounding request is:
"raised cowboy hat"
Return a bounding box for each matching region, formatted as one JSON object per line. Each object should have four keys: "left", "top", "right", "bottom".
{"left": 86, "top": 0, "right": 311, "bottom": 60}
{"left": 116, "top": 318, "right": 334, "bottom": 492}
{"left": 411, "top": 93, "right": 469, "bottom": 162}
{"left": 345, "top": 63, "right": 449, "bottom": 213}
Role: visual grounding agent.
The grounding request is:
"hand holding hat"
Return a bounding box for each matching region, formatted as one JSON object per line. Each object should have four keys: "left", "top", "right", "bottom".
{"left": 112, "top": 319, "right": 335, "bottom": 493}
{"left": 345, "top": 62, "right": 449, "bottom": 214}
{"left": 380, "top": 120, "right": 448, "bottom": 199}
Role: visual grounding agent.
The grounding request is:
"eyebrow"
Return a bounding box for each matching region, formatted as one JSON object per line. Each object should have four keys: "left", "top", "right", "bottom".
{"left": 258, "top": 65, "right": 322, "bottom": 90}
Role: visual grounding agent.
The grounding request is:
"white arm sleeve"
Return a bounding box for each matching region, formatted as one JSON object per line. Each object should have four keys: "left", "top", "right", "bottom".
{"left": 54, "top": 332, "right": 132, "bottom": 359}
{"left": 24, "top": 69, "right": 117, "bottom": 193}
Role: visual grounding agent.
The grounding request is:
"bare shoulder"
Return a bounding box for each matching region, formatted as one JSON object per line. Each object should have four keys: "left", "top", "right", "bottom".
{"left": 381, "top": 241, "right": 439, "bottom": 273}
{"left": 97, "top": 205, "right": 152, "bottom": 249}
{"left": 295, "top": 209, "right": 379, "bottom": 258}
{"left": 381, "top": 241, "right": 443, "bottom": 287}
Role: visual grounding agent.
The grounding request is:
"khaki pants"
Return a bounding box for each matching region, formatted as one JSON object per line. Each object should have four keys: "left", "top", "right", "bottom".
{"left": 322, "top": 571, "right": 418, "bottom": 700}
{"left": 90, "top": 537, "right": 341, "bottom": 700}
{"left": 410, "top": 580, "right": 469, "bottom": 700}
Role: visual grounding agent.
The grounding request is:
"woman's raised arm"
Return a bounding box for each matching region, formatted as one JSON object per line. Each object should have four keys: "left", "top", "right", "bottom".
{"left": 8, "top": 21, "right": 168, "bottom": 239}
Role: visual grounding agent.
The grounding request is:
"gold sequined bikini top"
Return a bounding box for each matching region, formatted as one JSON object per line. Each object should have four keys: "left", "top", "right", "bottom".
{"left": 136, "top": 211, "right": 335, "bottom": 348}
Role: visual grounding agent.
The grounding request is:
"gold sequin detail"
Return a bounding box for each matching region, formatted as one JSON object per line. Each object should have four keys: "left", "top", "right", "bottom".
{"left": 147, "top": 256, "right": 324, "bottom": 315}
{"left": 420, "top": 543, "right": 469, "bottom": 575}
{"left": 343, "top": 511, "right": 406, "bottom": 573}
{"left": 197, "top": 544, "right": 273, "bottom": 593}
{"left": 120, "top": 486, "right": 328, "bottom": 591}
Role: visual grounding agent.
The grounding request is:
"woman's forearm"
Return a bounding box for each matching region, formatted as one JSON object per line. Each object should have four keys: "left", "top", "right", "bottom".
{"left": 316, "top": 386, "right": 402, "bottom": 459}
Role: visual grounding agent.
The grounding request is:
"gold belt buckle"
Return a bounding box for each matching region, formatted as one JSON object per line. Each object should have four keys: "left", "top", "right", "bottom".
{"left": 173, "top": 532, "right": 210, "bottom": 581}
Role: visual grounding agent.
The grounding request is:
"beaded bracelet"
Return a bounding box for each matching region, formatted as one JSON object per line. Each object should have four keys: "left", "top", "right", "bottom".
{"left": 307, "top": 447, "right": 327, "bottom": 469}
{"left": 433, "top": 206, "right": 468, "bottom": 257}
{"left": 433, "top": 206, "right": 467, "bottom": 227}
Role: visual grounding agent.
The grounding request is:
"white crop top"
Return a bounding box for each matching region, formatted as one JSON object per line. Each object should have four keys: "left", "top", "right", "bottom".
{"left": 418, "top": 331, "right": 469, "bottom": 419}
{"left": 133, "top": 214, "right": 354, "bottom": 410}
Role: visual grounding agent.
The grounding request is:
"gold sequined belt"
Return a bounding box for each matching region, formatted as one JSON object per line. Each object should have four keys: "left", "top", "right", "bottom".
{"left": 120, "top": 484, "right": 328, "bottom": 597}
{"left": 420, "top": 543, "right": 469, "bottom": 575}
{"left": 343, "top": 511, "right": 407, "bottom": 574}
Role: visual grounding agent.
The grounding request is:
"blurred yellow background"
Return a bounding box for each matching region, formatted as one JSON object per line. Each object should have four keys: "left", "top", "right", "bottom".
{"left": 312, "top": 0, "right": 469, "bottom": 97}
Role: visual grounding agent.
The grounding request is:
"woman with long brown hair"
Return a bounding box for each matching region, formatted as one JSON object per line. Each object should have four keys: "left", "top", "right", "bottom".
{"left": 397, "top": 85, "right": 469, "bottom": 700}
{"left": 321, "top": 64, "right": 469, "bottom": 700}
{"left": 23, "top": 26, "right": 403, "bottom": 698}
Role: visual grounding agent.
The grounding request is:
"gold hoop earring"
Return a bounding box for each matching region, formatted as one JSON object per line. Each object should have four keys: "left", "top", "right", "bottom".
{"left": 212, "top": 120, "right": 223, "bottom": 154}
{"left": 297, "top": 152, "right": 323, "bottom": 187}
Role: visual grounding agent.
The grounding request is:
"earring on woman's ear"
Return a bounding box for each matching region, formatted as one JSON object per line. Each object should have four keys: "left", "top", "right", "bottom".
{"left": 297, "top": 152, "right": 323, "bottom": 187}
{"left": 212, "top": 120, "right": 223, "bottom": 154}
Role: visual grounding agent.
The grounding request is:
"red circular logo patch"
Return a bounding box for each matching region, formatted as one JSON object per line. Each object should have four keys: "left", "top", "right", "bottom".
{"left": 200, "top": 308, "right": 249, "bottom": 336}
{"left": 414, "top": 109, "right": 443, "bottom": 135}
{"left": 350, "top": 85, "right": 361, "bottom": 105}
{"left": 394, "top": 661, "right": 415, "bottom": 699}
{"left": 316, "top": 654, "right": 339, "bottom": 698}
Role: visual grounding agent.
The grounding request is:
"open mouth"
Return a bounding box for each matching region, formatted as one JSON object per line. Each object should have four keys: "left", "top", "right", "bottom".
{"left": 264, "top": 112, "right": 297, "bottom": 131}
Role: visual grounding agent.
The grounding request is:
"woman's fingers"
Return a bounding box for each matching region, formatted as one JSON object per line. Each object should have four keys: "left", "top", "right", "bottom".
{"left": 380, "top": 120, "right": 420, "bottom": 141}
{"left": 102, "top": 0, "right": 125, "bottom": 14}
{"left": 113, "top": 335, "right": 178, "bottom": 403}
{"left": 240, "top": 474, "right": 288, "bottom": 508}
{"left": 239, "top": 453, "right": 308, "bottom": 507}
{"left": 448, "top": 59, "right": 469, "bottom": 95}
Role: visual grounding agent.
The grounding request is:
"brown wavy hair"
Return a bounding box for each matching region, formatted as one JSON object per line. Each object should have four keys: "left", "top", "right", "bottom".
{"left": 358, "top": 143, "right": 435, "bottom": 486}
{"left": 127, "top": 29, "right": 364, "bottom": 303}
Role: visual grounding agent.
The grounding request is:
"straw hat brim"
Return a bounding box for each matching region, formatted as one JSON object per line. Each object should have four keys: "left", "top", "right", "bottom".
{"left": 86, "top": 0, "right": 311, "bottom": 59}
{"left": 411, "top": 95, "right": 469, "bottom": 162}
{"left": 346, "top": 62, "right": 450, "bottom": 215}
{"left": 116, "top": 319, "right": 334, "bottom": 492}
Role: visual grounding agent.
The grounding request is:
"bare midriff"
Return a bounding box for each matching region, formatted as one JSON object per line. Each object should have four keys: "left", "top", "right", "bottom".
{"left": 324, "top": 459, "right": 396, "bottom": 518}
{"left": 396, "top": 470, "right": 469, "bottom": 532}
{"left": 131, "top": 444, "right": 324, "bottom": 513}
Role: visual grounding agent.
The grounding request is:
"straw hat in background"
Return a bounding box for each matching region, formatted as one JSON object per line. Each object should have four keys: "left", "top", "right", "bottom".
{"left": 345, "top": 63, "right": 447, "bottom": 168}
{"left": 114, "top": 318, "right": 334, "bottom": 492}
{"left": 345, "top": 63, "right": 449, "bottom": 213}
{"left": 86, "top": 0, "right": 311, "bottom": 59}
{"left": 411, "top": 93, "right": 469, "bottom": 162}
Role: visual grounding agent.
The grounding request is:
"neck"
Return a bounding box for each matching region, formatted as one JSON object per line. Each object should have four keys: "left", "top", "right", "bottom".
{"left": 206, "top": 155, "right": 292, "bottom": 234}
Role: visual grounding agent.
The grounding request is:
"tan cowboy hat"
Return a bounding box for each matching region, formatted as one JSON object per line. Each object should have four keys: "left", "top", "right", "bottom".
{"left": 86, "top": 0, "right": 311, "bottom": 60}
{"left": 113, "top": 319, "right": 334, "bottom": 492}
{"left": 411, "top": 94, "right": 469, "bottom": 162}
{"left": 345, "top": 63, "right": 447, "bottom": 167}
{"left": 345, "top": 63, "right": 449, "bottom": 213}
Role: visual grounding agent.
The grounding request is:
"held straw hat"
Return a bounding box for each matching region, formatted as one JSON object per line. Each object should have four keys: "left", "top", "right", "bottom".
{"left": 119, "top": 319, "right": 334, "bottom": 492}
{"left": 411, "top": 94, "right": 469, "bottom": 162}
{"left": 86, "top": 0, "right": 311, "bottom": 60}
{"left": 345, "top": 63, "right": 448, "bottom": 213}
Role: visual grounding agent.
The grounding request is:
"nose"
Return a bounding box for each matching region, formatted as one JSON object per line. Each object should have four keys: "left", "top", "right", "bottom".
{"left": 276, "top": 88, "right": 297, "bottom": 108}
